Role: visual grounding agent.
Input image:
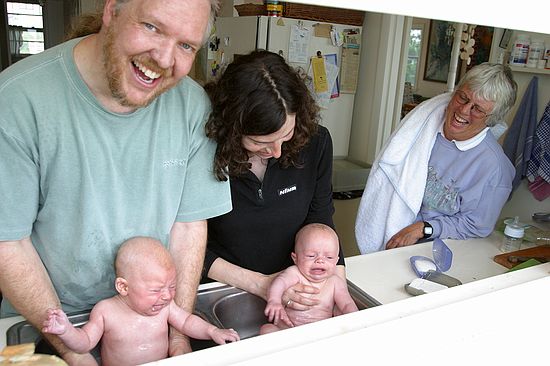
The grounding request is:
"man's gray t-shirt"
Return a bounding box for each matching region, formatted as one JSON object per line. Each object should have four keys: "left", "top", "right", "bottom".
{"left": 0, "top": 38, "right": 231, "bottom": 315}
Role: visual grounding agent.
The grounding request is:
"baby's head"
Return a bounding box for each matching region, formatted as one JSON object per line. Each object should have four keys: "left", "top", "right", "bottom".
{"left": 291, "top": 224, "right": 339, "bottom": 282}
{"left": 114, "top": 237, "right": 177, "bottom": 316}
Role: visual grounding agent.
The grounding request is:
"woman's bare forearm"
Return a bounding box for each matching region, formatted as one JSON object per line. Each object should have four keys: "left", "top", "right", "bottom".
{"left": 208, "top": 257, "right": 273, "bottom": 299}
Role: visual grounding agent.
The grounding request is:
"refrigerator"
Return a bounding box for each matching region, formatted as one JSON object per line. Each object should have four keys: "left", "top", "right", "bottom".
{"left": 197, "top": 15, "right": 362, "bottom": 159}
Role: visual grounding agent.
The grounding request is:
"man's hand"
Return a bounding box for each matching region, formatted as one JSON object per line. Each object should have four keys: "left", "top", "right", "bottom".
{"left": 385, "top": 221, "right": 424, "bottom": 249}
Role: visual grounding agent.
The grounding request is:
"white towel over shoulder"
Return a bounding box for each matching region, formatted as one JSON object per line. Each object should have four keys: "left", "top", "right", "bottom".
{"left": 355, "top": 93, "right": 451, "bottom": 254}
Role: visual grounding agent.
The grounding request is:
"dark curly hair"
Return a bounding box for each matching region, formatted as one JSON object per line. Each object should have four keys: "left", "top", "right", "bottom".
{"left": 205, "top": 50, "right": 320, "bottom": 181}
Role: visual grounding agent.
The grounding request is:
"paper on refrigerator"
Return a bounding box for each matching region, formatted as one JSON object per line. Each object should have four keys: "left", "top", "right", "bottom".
{"left": 288, "top": 24, "right": 311, "bottom": 64}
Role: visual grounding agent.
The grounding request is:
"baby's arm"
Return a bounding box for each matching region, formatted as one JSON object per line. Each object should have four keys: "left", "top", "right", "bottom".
{"left": 264, "top": 267, "right": 300, "bottom": 327}
{"left": 42, "top": 307, "right": 104, "bottom": 353}
{"left": 333, "top": 277, "right": 359, "bottom": 315}
{"left": 168, "top": 302, "right": 239, "bottom": 345}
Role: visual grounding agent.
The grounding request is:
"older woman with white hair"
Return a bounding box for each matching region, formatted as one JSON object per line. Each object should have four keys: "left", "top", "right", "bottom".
{"left": 355, "top": 63, "right": 517, "bottom": 254}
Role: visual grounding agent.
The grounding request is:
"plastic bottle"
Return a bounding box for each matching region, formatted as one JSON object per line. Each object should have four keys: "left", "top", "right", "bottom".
{"left": 500, "top": 216, "right": 525, "bottom": 253}
{"left": 526, "top": 39, "right": 544, "bottom": 68}
{"left": 509, "top": 34, "right": 530, "bottom": 67}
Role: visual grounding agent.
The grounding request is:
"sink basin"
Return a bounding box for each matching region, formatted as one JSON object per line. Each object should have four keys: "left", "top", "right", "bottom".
{"left": 212, "top": 291, "right": 268, "bottom": 339}
{"left": 6, "top": 281, "right": 379, "bottom": 359}
{"left": 5, "top": 312, "right": 102, "bottom": 362}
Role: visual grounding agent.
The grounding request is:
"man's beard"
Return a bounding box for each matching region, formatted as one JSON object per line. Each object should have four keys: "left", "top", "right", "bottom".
{"left": 102, "top": 24, "right": 176, "bottom": 109}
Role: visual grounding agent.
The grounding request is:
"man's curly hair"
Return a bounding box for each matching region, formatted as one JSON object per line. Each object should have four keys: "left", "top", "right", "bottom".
{"left": 205, "top": 51, "right": 320, "bottom": 181}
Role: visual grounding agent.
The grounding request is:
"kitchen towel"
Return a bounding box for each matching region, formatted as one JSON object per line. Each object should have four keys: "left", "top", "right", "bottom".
{"left": 503, "top": 76, "right": 538, "bottom": 192}
{"left": 526, "top": 99, "right": 550, "bottom": 201}
{"left": 355, "top": 93, "right": 450, "bottom": 254}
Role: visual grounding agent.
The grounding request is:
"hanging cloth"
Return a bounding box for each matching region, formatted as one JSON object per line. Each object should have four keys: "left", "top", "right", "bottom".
{"left": 526, "top": 100, "right": 550, "bottom": 201}
{"left": 503, "top": 76, "right": 538, "bottom": 191}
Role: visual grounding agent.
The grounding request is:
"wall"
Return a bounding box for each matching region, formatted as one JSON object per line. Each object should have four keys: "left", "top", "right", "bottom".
{"left": 43, "top": 0, "right": 66, "bottom": 48}
{"left": 348, "top": 12, "right": 406, "bottom": 166}
{"left": 79, "top": 0, "right": 101, "bottom": 13}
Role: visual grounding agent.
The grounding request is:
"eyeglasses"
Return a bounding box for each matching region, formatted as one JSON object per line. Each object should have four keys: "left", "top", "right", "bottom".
{"left": 454, "top": 90, "right": 492, "bottom": 119}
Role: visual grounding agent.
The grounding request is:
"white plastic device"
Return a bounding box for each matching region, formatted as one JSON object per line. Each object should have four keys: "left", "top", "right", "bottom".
{"left": 405, "top": 278, "right": 448, "bottom": 295}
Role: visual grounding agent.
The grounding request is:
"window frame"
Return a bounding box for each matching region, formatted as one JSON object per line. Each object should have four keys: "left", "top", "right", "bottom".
{"left": 405, "top": 24, "right": 424, "bottom": 90}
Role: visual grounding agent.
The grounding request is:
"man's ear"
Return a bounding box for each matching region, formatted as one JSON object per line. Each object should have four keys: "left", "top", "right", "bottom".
{"left": 102, "top": 0, "right": 117, "bottom": 27}
{"left": 115, "top": 277, "right": 129, "bottom": 296}
{"left": 291, "top": 252, "right": 297, "bottom": 264}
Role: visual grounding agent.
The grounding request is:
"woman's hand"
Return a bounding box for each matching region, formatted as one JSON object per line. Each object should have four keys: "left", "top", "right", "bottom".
{"left": 385, "top": 221, "right": 424, "bottom": 249}
{"left": 281, "top": 282, "right": 320, "bottom": 311}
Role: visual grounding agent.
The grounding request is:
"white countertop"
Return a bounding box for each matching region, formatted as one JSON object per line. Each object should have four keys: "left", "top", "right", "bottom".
{"left": 345, "top": 231, "right": 513, "bottom": 304}
{"left": 146, "top": 263, "right": 550, "bottom": 365}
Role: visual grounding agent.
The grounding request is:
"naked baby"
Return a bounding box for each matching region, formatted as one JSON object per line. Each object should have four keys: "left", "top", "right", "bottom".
{"left": 261, "top": 223, "right": 358, "bottom": 334}
{"left": 43, "top": 237, "right": 239, "bottom": 365}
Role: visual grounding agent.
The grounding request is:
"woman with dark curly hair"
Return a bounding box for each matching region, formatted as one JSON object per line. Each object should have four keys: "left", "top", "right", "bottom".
{"left": 203, "top": 51, "right": 345, "bottom": 311}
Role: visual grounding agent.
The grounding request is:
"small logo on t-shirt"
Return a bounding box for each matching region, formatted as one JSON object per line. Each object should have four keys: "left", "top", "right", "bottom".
{"left": 278, "top": 185, "right": 297, "bottom": 196}
{"left": 162, "top": 159, "right": 186, "bottom": 169}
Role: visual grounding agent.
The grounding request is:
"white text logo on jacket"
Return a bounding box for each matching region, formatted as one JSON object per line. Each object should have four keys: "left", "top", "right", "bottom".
{"left": 278, "top": 185, "right": 297, "bottom": 196}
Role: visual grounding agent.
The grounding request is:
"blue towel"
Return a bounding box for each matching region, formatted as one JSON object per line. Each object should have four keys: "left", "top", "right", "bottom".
{"left": 503, "top": 76, "right": 538, "bottom": 191}
{"left": 527, "top": 100, "right": 550, "bottom": 184}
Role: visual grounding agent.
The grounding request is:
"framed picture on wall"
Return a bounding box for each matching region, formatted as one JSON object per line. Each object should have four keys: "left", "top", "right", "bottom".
{"left": 423, "top": 20, "right": 459, "bottom": 83}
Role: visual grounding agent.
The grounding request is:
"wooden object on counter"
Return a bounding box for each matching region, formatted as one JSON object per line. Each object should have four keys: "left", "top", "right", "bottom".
{"left": 493, "top": 245, "right": 550, "bottom": 269}
{"left": 0, "top": 343, "right": 67, "bottom": 365}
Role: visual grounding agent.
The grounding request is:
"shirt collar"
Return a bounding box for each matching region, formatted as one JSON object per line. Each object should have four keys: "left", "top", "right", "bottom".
{"left": 439, "top": 124, "right": 489, "bottom": 151}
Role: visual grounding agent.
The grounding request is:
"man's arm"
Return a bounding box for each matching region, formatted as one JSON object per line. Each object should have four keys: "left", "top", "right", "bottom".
{"left": 168, "top": 220, "right": 207, "bottom": 357}
{"left": 0, "top": 238, "right": 97, "bottom": 365}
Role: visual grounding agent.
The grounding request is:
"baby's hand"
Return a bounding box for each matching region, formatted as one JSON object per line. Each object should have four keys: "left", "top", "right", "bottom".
{"left": 210, "top": 327, "right": 240, "bottom": 344}
{"left": 264, "top": 302, "right": 293, "bottom": 327}
{"left": 42, "top": 308, "right": 70, "bottom": 335}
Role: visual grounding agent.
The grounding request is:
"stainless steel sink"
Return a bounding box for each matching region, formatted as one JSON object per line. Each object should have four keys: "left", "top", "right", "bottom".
{"left": 6, "top": 281, "right": 379, "bottom": 359}
{"left": 5, "top": 311, "right": 102, "bottom": 361}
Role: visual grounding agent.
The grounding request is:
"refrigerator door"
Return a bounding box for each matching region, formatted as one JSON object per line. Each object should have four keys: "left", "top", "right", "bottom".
{"left": 264, "top": 16, "right": 361, "bottom": 157}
